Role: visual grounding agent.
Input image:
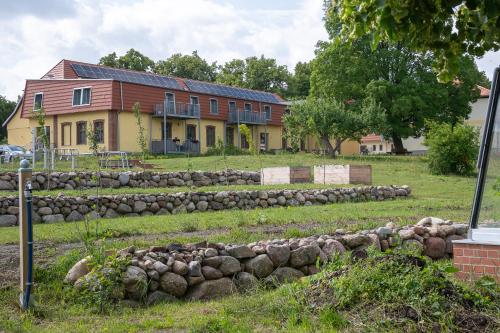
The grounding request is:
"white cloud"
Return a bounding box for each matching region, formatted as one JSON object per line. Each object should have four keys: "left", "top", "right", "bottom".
{"left": 0, "top": 0, "right": 328, "bottom": 100}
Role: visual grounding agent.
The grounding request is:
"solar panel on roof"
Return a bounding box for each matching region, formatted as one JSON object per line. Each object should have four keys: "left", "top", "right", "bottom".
{"left": 183, "top": 79, "right": 280, "bottom": 104}
{"left": 71, "top": 64, "right": 181, "bottom": 90}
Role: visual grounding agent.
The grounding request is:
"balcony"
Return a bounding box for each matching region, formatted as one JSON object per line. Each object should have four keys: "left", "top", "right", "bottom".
{"left": 151, "top": 139, "right": 200, "bottom": 155}
{"left": 228, "top": 110, "right": 268, "bottom": 125}
{"left": 153, "top": 101, "right": 200, "bottom": 119}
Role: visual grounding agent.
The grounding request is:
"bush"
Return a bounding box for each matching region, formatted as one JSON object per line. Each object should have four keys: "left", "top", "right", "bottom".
{"left": 424, "top": 122, "right": 479, "bottom": 175}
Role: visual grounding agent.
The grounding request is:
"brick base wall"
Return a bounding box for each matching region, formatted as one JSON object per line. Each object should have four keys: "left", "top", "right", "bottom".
{"left": 453, "top": 241, "right": 499, "bottom": 281}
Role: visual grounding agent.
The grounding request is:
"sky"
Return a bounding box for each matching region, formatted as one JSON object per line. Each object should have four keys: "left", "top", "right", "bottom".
{"left": 0, "top": 0, "right": 498, "bottom": 101}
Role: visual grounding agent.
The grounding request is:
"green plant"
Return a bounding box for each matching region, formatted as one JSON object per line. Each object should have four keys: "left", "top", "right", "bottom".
{"left": 424, "top": 122, "right": 479, "bottom": 176}
{"left": 87, "top": 123, "right": 100, "bottom": 156}
{"left": 32, "top": 107, "right": 49, "bottom": 149}
{"left": 132, "top": 102, "right": 148, "bottom": 162}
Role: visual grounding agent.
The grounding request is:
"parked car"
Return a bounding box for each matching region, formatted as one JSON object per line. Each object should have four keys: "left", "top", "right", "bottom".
{"left": 0, "top": 145, "right": 32, "bottom": 162}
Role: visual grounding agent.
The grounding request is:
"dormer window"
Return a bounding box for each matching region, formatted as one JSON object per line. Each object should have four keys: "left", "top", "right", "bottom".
{"left": 33, "top": 93, "right": 43, "bottom": 111}
{"left": 73, "top": 87, "right": 91, "bottom": 106}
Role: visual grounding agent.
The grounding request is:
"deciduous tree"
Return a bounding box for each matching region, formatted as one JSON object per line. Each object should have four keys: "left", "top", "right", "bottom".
{"left": 154, "top": 51, "right": 217, "bottom": 81}
{"left": 99, "top": 49, "right": 155, "bottom": 72}
{"left": 330, "top": 0, "right": 500, "bottom": 81}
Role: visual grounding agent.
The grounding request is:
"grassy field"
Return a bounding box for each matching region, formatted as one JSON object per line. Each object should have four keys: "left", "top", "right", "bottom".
{"left": 1, "top": 153, "right": 493, "bottom": 333}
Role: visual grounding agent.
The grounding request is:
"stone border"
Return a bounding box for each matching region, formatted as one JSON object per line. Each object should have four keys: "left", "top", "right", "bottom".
{"left": 0, "top": 185, "right": 411, "bottom": 227}
{"left": 0, "top": 170, "right": 261, "bottom": 191}
{"left": 65, "top": 217, "right": 466, "bottom": 305}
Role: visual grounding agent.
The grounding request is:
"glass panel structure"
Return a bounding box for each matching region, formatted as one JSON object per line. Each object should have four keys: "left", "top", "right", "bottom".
{"left": 470, "top": 67, "right": 500, "bottom": 241}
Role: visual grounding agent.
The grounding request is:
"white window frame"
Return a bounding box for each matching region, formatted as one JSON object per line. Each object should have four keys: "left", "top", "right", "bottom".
{"left": 165, "top": 92, "right": 176, "bottom": 104}
{"left": 244, "top": 102, "right": 252, "bottom": 112}
{"left": 33, "top": 92, "right": 43, "bottom": 111}
{"left": 263, "top": 104, "right": 272, "bottom": 120}
{"left": 189, "top": 95, "right": 199, "bottom": 105}
{"left": 228, "top": 101, "right": 237, "bottom": 112}
{"left": 72, "top": 87, "right": 92, "bottom": 107}
{"left": 209, "top": 98, "right": 218, "bottom": 114}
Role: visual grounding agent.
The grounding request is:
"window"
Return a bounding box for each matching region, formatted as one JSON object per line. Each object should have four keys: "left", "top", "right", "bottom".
{"left": 93, "top": 120, "right": 104, "bottom": 144}
{"left": 210, "top": 99, "right": 218, "bottom": 114}
{"left": 372, "top": 145, "right": 376, "bottom": 151}
{"left": 379, "top": 144, "right": 383, "bottom": 151}
{"left": 165, "top": 93, "right": 175, "bottom": 113}
{"left": 241, "top": 134, "right": 249, "bottom": 149}
{"left": 244, "top": 103, "right": 252, "bottom": 112}
{"left": 226, "top": 127, "right": 234, "bottom": 146}
{"left": 76, "top": 121, "right": 87, "bottom": 145}
{"left": 260, "top": 133, "right": 269, "bottom": 151}
{"left": 161, "top": 122, "right": 172, "bottom": 140}
{"left": 264, "top": 105, "right": 271, "bottom": 120}
{"left": 206, "top": 126, "right": 216, "bottom": 147}
{"left": 187, "top": 125, "right": 196, "bottom": 141}
{"left": 33, "top": 93, "right": 43, "bottom": 110}
{"left": 73, "top": 87, "right": 91, "bottom": 106}
{"left": 229, "top": 101, "right": 236, "bottom": 112}
{"left": 61, "top": 123, "right": 71, "bottom": 146}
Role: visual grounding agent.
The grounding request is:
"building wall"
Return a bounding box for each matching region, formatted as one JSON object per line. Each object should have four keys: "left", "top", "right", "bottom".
{"left": 54, "top": 110, "right": 110, "bottom": 153}
{"left": 6, "top": 100, "right": 31, "bottom": 149}
{"left": 21, "top": 79, "right": 114, "bottom": 118}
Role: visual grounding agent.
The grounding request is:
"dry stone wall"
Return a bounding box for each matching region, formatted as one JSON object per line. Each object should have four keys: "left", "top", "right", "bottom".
{"left": 0, "top": 170, "right": 261, "bottom": 191}
{"left": 65, "top": 217, "right": 467, "bottom": 305}
{"left": 0, "top": 185, "right": 411, "bottom": 227}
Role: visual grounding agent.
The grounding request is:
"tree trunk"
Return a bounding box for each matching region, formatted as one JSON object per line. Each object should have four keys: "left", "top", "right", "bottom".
{"left": 333, "top": 138, "right": 344, "bottom": 156}
{"left": 320, "top": 135, "right": 335, "bottom": 157}
{"left": 391, "top": 134, "right": 405, "bottom": 154}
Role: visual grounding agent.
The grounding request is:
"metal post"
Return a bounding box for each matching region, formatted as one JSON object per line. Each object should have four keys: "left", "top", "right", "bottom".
{"left": 31, "top": 128, "right": 36, "bottom": 169}
{"left": 197, "top": 118, "right": 201, "bottom": 154}
{"left": 18, "top": 159, "right": 33, "bottom": 310}
{"left": 163, "top": 100, "right": 167, "bottom": 155}
{"left": 237, "top": 110, "right": 241, "bottom": 149}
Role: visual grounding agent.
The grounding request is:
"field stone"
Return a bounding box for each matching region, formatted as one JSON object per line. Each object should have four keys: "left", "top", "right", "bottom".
{"left": 322, "top": 239, "right": 346, "bottom": 259}
{"left": 289, "top": 245, "right": 320, "bottom": 267}
{"left": 204, "top": 248, "right": 218, "bottom": 258}
{"left": 398, "top": 229, "right": 415, "bottom": 240}
{"left": 202, "top": 256, "right": 222, "bottom": 268}
{"left": 226, "top": 245, "right": 256, "bottom": 259}
{"left": 123, "top": 266, "right": 148, "bottom": 300}
{"left": 42, "top": 214, "right": 65, "bottom": 223}
{"left": 187, "top": 275, "right": 205, "bottom": 286}
{"left": 201, "top": 266, "right": 223, "bottom": 280}
{"left": 218, "top": 256, "right": 241, "bottom": 275}
{"left": 118, "top": 173, "right": 130, "bottom": 186}
{"left": 0, "top": 215, "right": 17, "bottom": 227}
{"left": 159, "top": 272, "right": 188, "bottom": 297}
{"left": 146, "top": 290, "right": 177, "bottom": 306}
{"left": 66, "top": 210, "right": 84, "bottom": 222}
{"left": 233, "top": 272, "right": 258, "bottom": 292}
{"left": 153, "top": 261, "right": 169, "bottom": 274}
{"left": 244, "top": 254, "right": 274, "bottom": 278}
{"left": 265, "top": 267, "right": 304, "bottom": 285}
{"left": 265, "top": 244, "right": 290, "bottom": 267}
{"left": 185, "top": 278, "right": 236, "bottom": 301}
{"left": 65, "top": 258, "right": 90, "bottom": 283}
{"left": 341, "top": 234, "right": 370, "bottom": 248}
{"left": 424, "top": 237, "right": 446, "bottom": 259}
{"left": 172, "top": 261, "right": 189, "bottom": 275}
{"left": 188, "top": 261, "right": 202, "bottom": 277}
{"left": 38, "top": 207, "right": 53, "bottom": 215}
{"left": 133, "top": 201, "right": 147, "bottom": 213}
{"left": 402, "top": 239, "right": 424, "bottom": 253}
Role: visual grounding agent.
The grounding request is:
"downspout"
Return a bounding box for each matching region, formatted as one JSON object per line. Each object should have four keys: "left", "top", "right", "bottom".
{"left": 118, "top": 81, "right": 124, "bottom": 151}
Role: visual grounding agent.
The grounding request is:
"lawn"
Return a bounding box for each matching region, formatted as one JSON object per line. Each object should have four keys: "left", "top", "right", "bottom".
{"left": 0, "top": 153, "right": 490, "bottom": 333}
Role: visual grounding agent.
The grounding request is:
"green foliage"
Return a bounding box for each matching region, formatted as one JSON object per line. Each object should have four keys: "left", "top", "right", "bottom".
{"left": 32, "top": 107, "right": 49, "bottom": 149}
{"left": 99, "top": 48, "right": 155, "bottom": 71}
{"left": 238, "top": 124, "right": 256, "bottom": 155}
{"left": 216, "top": 55, "right": 289, "bottom": 95}
{"left": 285, "top": 98, "right": 367, "bottom": 155}
{"left": 424, "top": 122, "right": 480, "bottom": 176}
{"left": 132, "top": 102, "right": 148, "bottom": 161}
{"left": 86, "top": 123, "right": 100, "bottom": 156}
{"left": 287, "top": 61, "right": 312, "bottom": 99}
{"left": 154, "top": 51, "right": 217, "bottom": 81}
{"left": 0, "top": 95, "right": 16, "bottom": 141}
{"left": 329, "top": 0, "right": 500, "bottom": 81}
{"left": 311, "top": 29, "right": 484, "bottom": 153}
{"left": 74, "top": 254, "right": 130, "bottom": 314}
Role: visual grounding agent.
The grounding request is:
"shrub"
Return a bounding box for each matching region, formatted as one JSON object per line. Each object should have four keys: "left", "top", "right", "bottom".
{"left": 423, "top": 122, "right": 479, "bottom": 175}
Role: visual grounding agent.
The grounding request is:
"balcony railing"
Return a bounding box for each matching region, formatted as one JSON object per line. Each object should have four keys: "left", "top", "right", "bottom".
{"left": 228, "top": 110, "right": 268, "bottom": 125}
{"left": 151, "top": 139, "right": 200, "bottom": 155}
{"left": 153, "top": 101, "right": 201, "bottom": 118}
